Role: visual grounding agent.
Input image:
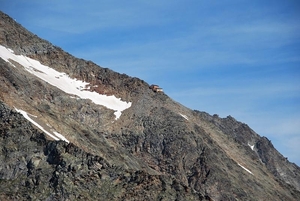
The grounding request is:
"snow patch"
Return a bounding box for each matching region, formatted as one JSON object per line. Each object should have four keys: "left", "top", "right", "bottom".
{"left": 179, "top": 113, "right": 189, "bottom": 121}
{"left": 14, "top": 107, "right": 69, "bottom": 143}
{"left": 0, "top": 45, "right": 131, "bottom": 120}
{"left": 7, "top": 48, "right": 14, "bottom": 53}
{"left": 53, "top": 131, "right": 69, "bottom": 143}
{"left": 248, "top": 143, "right": 254, "bottom": 150}
{"left": 238, "top": 163, "right": 253, "bottom": 175}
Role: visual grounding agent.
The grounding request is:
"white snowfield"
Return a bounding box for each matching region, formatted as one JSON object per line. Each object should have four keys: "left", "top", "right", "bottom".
{"left": 0, "top": 45, "right": 132, "bottom": 119}
{"left": 14, "top": 107, "right": 69, "bottom": 143}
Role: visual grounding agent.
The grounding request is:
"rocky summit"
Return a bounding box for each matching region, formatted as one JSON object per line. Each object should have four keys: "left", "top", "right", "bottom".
{"left": 0, "top": 11, "right": 299, "bottom": 201}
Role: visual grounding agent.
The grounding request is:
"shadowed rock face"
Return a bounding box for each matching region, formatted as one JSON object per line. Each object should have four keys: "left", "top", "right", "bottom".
{"left": 0, "top": 101, "right": 199, "bottom": 201}
{"left": 0, "top": 11, "right": 300, "bottom": 200}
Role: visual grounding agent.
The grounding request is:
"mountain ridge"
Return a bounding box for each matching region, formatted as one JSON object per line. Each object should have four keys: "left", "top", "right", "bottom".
{"left": 0, "top": 11, "right": 299, "bottom": 200}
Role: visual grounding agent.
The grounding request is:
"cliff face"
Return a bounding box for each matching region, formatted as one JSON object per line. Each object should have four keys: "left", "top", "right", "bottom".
{"left": 0, "top": 11, "right": 299, "bottom": 200}
{"left": 0, "top": 101, "right": 195, "bottom": 201}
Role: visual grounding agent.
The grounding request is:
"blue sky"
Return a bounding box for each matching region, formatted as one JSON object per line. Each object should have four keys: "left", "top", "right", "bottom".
{"left": 1, "top": 0, "right": 300, "bottom": 165}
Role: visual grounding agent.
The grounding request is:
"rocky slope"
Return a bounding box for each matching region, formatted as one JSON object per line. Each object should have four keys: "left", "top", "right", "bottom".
{"left": 0, "top": 11, "right": 300, "bottom": 200}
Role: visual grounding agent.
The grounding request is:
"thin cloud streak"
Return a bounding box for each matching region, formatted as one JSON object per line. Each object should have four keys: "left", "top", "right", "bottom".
{"left": 174, "top": 83, "right": 300, "bottom": 98}
{"left": 20, "top": 1, "right": 174, "bottom": 34}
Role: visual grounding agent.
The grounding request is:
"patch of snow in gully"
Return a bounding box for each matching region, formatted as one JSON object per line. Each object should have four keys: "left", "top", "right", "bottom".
{"left": 0, "top": 45, "right": 131, "bottom": 119}
{"left": 238, "top": 163, "right": 254, "bottom": 175}
{"left": 179, "top": 113, "right": 189, "bottom": 121}
{"left": 14, "top": 107, "right": 69, "bottom": 143}
{"left": 248, "top": 143, "right": 254, "bottom": 151}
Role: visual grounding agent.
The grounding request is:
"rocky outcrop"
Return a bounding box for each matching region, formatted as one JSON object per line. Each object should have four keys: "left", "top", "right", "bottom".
{"left": 200, "top": 113, "right": 300, "bottom": 192}
{"left": 0, "top": 101, "right": 202, "bottom": 200}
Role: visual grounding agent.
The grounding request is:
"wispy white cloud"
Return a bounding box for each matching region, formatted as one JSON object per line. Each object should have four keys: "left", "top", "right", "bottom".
{"left": 22, "top": 0, "right": 174, "bottom": 34}
{"left": 174, "top": 82, "right": 300, "bottom": 98}
{"left": 67, "top": 12, "right": 300, "bottom": 76}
